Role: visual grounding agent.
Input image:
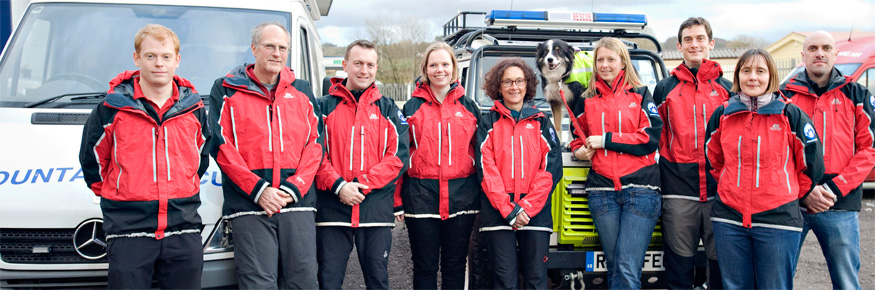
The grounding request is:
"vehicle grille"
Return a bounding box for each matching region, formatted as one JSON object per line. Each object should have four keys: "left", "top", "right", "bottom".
{"left": 553, "top": 167, "right": 663, "bottom": 248}
{"left": 0, "top": 229, "right": 106, "bottom": 264}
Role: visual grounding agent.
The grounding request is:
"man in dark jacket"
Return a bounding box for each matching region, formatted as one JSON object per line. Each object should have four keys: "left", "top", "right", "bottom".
{"left": 314, "top": 39, "right": 409, "bottom": 290}
{"left": 653, "top": 17, "right": 731, "bottom": 290}
{"left": 209, "top": 22, "right": 323, "bottom": 289}
{"left": 79, "top": 24, "right": 210, "bottom": 289}
{"left": 781, "top": 30, "right": 874, "bottom": 290}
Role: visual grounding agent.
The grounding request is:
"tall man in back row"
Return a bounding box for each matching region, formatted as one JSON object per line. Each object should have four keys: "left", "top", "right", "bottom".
{"left": 781, "top": 30, "right": 874, "bottom": 290}
{"left": 315, "top": 39, "right": 409, "bottom": 290}
{"left": 653, "top": 17, "right": 731, "bottom": 290}
{"left": 209, "top": 22, "right": 323, "bottom": 289}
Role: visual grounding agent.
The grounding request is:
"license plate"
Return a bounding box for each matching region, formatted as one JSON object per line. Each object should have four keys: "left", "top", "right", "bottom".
{"left": 585, "top": 251, "right": 666, "bottom": 272}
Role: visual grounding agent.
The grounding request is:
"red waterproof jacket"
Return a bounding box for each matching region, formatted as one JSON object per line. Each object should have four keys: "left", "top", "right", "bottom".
{"left": 315, "top": 78, "right": 409, "bottom": 227}
{"left": 80, "top": 71, "right": 210, "bottom": 240}
{"left": 394, "top": 80, "right": 480, "bottom": 219}
{"left": 705, "top": 93, "right": 824, "bottom": 230}
{"left": 654, "top": 60, "right": 732, "bottom": 201}
{"left": 209, "top": 65, "right": 322, "bottom": 218}
{"left": 476, "top": 100, "right": 562, "bottom": 231}
{"left": 570, "top": 73, "right": 662, "bottom": 192}
{"left": 781, "top": 68, "right": 875, "bottom": 211}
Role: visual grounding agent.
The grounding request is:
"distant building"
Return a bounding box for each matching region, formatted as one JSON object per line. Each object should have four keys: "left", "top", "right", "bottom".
{"left": 323, "top": 56, "right": 346, "bottom": 77}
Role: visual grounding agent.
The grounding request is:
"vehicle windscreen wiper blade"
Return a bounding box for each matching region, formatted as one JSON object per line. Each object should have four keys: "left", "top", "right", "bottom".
{"left": 24, "top": 92, "right": 106, "bottom": 108}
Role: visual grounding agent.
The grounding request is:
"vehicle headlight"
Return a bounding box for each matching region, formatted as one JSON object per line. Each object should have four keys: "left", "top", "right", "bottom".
{"left": 203, "top": 218, "right": 233, "bottom": 254}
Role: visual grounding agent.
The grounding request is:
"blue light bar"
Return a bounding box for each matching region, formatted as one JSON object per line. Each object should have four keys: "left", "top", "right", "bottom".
{"left": 593, "top": 13, "right": 647, "bottom": 24}
{"left": 489, "top": 10, "right": 548, "bottom": 21}
{"left": 485, "top": 10, "right": 647, "bottom": 32}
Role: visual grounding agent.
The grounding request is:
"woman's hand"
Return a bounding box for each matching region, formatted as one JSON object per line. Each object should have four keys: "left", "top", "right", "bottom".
{"left": 585, "top": 136, "right": 604, "bottom": 149}
{"left": 574, "top": 146, "right": 595, "bottom": 160}
{"left": 512, "top": 211, "right": 530, "bottom": 228}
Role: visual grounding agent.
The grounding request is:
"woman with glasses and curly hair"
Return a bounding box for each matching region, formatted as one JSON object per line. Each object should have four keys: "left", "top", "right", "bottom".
{"left": 475, "top": 57, "right": 562, "bottom": 289}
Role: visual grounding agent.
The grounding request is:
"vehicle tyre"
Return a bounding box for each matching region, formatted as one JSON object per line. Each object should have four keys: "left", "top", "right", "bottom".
{"left": 467, "top": 215, "right": 493, "bottom": 289}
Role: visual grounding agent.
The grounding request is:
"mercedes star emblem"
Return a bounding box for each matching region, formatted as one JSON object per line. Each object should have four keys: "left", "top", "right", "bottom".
{"left": 72, "top": 219, "right": 107, "bottom": 260}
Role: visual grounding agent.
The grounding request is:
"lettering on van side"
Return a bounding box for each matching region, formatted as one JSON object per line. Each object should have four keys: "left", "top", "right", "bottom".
{"left": 0, "top": 167, "right": 223, "bottom": 187}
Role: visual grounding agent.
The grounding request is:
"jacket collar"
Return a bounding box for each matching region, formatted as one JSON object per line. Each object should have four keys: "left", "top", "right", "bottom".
{"left": 491, "top": 99, "right": 544, "bottom": 120}
{"left": 723, "top": 92, "right": 788, "bottom": 115}
{"left": 672, "top": 59, "right": 724, "bottom": 83}
{"left": 104, "top": 70, "right": 202, "bottom": 116}
{"left": 328, "top": 77, "right": 382, "bottom": 105}
{"left": 411, "top": 76, "right": 464, "bottom": 104}
{"left": 593, "top": 71, "right": 632, "bottom": 98}
{"left": 222, "top": 64, "right": 296, "bottom": 99}
{"left": 784, "top": 67, "right": 849, "bottom": 95}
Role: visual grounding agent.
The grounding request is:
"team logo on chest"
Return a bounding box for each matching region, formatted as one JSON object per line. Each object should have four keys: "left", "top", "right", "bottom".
{"left": 370, "top": 113, "right": 378, "bottom": 120}
{"left": 455, "top": 111, "right": 463, "bottom": 118}
{"left": 770, "top": 123, "right": 781, "bottom": 131}
{"left": 284, "top": 93, "right": 294, "bottom": 98}
{"left": 525, "top": 123, "right": 535, "bottom": 129}
{"left": 629, "top": 102, "right": 637, "bottom": 108}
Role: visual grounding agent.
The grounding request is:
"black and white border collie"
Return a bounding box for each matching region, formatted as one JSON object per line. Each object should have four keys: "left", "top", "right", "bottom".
{"left": 536, "top": 39, "right": 584, "bottom": 143}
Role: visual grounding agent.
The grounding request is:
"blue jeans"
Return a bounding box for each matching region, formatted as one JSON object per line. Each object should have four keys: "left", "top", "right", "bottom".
{"left": 712, "top": 221, "right": 800, "bottom": 290}
{"left": 589, "top": 188, "right": 661, "bottom": 289}
{"left": 798, "top": 210, "right": 861, "bottom": 290}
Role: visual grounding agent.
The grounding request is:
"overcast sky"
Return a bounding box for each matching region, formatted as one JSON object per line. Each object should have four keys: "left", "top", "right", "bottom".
{"left": 317, "top": 0, "right": 875, "bottom": 46}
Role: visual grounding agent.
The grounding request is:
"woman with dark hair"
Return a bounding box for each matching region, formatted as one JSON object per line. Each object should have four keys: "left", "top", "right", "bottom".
{"left": 569, "top": 37, "right": 663, "bottom": 289}
{"left": 395, "top": 42, "right": 480, "bottom": 289}
{"left": 475, "top": 57, "right": 562, "bottom": 289}
{"left": 704, "top": 48, "right": 824, "bottom": 289}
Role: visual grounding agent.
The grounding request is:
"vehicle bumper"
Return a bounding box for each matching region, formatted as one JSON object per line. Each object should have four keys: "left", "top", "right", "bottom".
{"left": 0, "top": 257, "right": 235, "bottom": 289}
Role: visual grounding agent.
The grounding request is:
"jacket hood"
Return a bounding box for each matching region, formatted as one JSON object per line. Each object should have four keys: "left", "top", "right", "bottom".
{"left": 411, "top": 76, "right": 464, "bottom": 104}
{"left": 222, "top": 64, "right": 297, "bottom": 99}
{"left": 328, "top": 77, "right": 382, "bottom": 104}
{"left": 104, "top": 70, "right": 201, "bottom": 114}
{"left": 672, "top": 59, "right": 724, "bottom": 83}
{"left": 783, "top": 67, "right": 850, "bottom": 95}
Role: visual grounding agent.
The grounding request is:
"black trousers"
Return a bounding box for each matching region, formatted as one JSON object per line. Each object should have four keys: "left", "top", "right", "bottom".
{"left": 483, "top": 230, "right": 550, "bottom": 290}
{"left": 406, "top": 214, "right": 476, "bottom": 289}
{"left": 106, "top": 233, "right": 203, "bottom": 289}
{"left": 316, "top": 226, "right": 392, "bottom": 290}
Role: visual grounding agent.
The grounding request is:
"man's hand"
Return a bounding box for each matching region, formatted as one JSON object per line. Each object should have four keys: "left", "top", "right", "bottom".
{"left": 512, "top": 211, "right": 530, "bottom": 228}
{"left": 395, "top": 214, "right": 405, "bottom": 222}
{"left": 585, "top": 135, "right": 604, "bottom": 149}
{"left": 339, "top": 182, "right": 368, "bottom": 206}
{"left": 257, "top": 187, "right": 289, "bottom": 217}
{"left": 574, "top": 146, "right": 595, "bottom": 160}
{"left": 803, "top": 185, "right": 836, "bottom": 213}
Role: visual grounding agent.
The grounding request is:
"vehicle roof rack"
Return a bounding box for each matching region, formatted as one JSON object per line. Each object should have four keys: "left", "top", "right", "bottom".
{"left": 441, "top": 10, "right": 661, "bottom": 53}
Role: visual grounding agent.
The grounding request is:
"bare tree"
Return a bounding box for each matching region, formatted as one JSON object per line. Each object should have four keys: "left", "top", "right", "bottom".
{"left": 727, "top": 34, "right": 768, "bottom": 49}
{"left": 358, "top": 12, "right": 434, "bottom": 85}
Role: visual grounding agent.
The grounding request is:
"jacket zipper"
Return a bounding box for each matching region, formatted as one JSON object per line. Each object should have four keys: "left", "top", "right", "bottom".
{"left": 693, "top": 105, "right": 698, "bottom": 149}
{"left": 164, "top": 127, "right": 171, "bottom": 181}
{"left": 152, "top": 128, "right": 158, "bottom": 183}
{"left": 438, "top": 122, "right": 442, "bottom": 166}
{"left": 448, "top": 122, "right": 453, "bottom": 166}
{"left": 277, "top": 107, "right": 284, "bottom": 152}
{"left": 266, "top": 106, "right": 273, "bottom": 152}
{"left": 755, "top": 136, "right": 762, "bottom": 188}
{"left": 519, "top": 135, "right": 525, "bottom": 179}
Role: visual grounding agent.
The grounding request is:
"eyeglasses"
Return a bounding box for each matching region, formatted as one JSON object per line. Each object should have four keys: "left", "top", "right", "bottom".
{"left": 501, "top": 79, "right": 526, "bottom": 88}
{"left": 260, "top": 43, "right": 289, "bottom": 53}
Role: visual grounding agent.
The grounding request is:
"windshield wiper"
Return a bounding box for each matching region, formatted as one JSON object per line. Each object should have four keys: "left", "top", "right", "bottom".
{"left": 24, "top": 92, "right": 106, "bottom": 108}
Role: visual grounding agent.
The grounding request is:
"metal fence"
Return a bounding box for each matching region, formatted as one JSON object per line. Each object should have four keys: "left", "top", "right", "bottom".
{"left": 720, "top": 58, "right": 800, "bottom": 83}
{"left": 379, "top": 83, "right": 413, "bottom": 103}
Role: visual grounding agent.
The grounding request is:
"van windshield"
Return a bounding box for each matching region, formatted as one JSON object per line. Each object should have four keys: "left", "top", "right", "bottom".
{"left": 0, "top": 3, "right": 291, "bottom": 108}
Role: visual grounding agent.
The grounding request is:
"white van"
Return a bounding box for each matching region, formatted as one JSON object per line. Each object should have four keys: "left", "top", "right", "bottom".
{"left": 0, "top": 0, "right": 329, "bottom": 287}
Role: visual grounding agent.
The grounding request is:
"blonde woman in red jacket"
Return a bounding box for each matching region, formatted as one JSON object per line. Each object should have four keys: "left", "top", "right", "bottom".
{"left": 570, "top": 37, "right": 663, "bottom": 289}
